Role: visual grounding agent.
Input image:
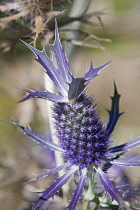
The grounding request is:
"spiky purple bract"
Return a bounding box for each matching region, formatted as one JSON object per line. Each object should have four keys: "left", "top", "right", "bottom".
{"left": 14, "top": 20, "right": 140, "bottom": 209}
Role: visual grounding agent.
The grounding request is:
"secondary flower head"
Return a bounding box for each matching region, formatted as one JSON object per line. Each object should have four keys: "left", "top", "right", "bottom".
{"left": 15, "top": 21, "right": 140, "bottom": 209}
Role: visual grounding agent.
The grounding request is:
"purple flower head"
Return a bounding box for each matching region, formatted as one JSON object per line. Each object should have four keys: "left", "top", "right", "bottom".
{"left": 15, "top": 21, "right": 140, "bottom": 209}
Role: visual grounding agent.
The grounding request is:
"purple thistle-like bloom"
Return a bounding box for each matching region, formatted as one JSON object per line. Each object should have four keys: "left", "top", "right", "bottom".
{"left": 15, "top": 21, "right": 140, "bottom": 209}
{"left": 53, "top": 95, "right": 109, "bottom": 169}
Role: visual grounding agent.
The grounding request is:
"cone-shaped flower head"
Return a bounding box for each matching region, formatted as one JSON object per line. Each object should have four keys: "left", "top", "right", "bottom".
{"left": 15, "top": 21, "right": 140, "bottom": 210}
{"left": 53, "top": 95, "right": 109, "bottom": 169}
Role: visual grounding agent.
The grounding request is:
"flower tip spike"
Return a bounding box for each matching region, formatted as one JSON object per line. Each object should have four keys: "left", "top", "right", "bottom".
{"left": 18, "top": 89, "right": 67, "bottom": 103}
{"left": 50, "top": 19, "right": 72, "bottom": 88}
{"left": 20, "top": 39, "right": 39, "bottom": 55}
{"left": 50, "top": 19, "right": 60, "bottom": 51}
{"left": 21, "top": 39, "right": 67, "bottom": 96}
{"left": 1, "top": 120, "right": 21, "bottom": 129}
{"left": 84, "top": 60, "right": 112, "bottom": 82}
{"left": 55, "top": 18, "right": 59, "bottom": 40}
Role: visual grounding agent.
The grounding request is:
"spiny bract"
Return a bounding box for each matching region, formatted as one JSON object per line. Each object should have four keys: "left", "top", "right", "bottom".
{"left": 13, "top": 21, "right": 140, "bottom": 210}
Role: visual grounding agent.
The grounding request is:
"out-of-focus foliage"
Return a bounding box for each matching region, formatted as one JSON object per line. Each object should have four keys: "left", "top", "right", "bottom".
{"left": 0, "top": 0, "right": 110, "bottom": 53}
{"left": 0, "top": 0, "right": 68, "bottom": 51}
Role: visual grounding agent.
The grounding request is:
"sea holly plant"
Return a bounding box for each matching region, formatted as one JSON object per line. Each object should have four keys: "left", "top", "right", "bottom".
{"left": 11, "top": 22, "right": 140, "bottom": 210}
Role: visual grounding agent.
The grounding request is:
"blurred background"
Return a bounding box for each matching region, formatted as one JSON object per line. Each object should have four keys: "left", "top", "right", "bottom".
{"left": 0, "top": 0, "right": 140, "bottom": 209}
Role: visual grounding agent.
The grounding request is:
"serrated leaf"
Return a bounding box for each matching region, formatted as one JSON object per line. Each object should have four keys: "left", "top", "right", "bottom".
{"left": 106, "top": 82, "right": 123, "bottom": 136}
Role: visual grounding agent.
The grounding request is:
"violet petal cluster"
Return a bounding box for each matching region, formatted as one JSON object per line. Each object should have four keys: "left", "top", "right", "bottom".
{"left": 16, "top": 21, "right": 140, "bottom": 210}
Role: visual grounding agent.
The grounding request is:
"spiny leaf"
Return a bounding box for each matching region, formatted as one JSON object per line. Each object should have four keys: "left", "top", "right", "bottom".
{"left": 18, "top": 89, "right": 66, "bottom": 103}
{"left": 32, "top": 166, "right": 78, "bottom": 210}
{"left": 106, "top": 82, "right": 123, "bottom": 136}
{"left": 96, "top": 167, "right": 130, "bottom": 210}
{"left": 84, "top": 61, "right": 111, "bottom": 83}
{"left": 2, "top": 120, "right": 64, "bottom": 152}
{"left": 108, "top": 136, "right": 140, "bottom": 153}
{"left": 27, "top": 162, "right": 70, "bottom": 183}
{"left": 1, "top": 120, "right": 21, "bottom": 128}
{"left": 67, "top": 168, "right": 87, "bottom": 210}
